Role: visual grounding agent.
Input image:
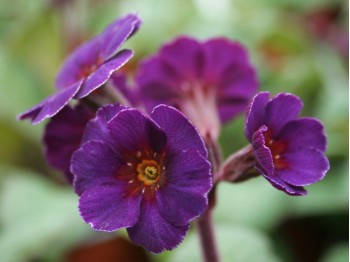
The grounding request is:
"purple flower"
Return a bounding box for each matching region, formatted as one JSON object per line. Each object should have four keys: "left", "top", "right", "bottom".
{"left": 18, "top": 14, "right": 141, "bottom": 124}
{"left": 43, "top": 104, "right": 94, "bottom": 183}
{"left": 71, "top": 104, "right": 212, "bottom": 253}
{"left": 245, "top": 92, "right": 329, "bottom": 196}
{"left": 136, "top": 36, "right": 258, "bottom": 140}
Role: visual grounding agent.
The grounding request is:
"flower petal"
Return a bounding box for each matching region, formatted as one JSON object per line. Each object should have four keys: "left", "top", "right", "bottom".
{"left": 107, "top": 108, "right": 167, "bottom": 156}
{"left": 44, "top": 104, "right": 93, "bottom": 183}
{"left": 156, "top": 149, "right": 211, "bottom": 226}
{"left": 18, "top": 80, "right": 83, "bottom": 125}
{"left": 100, "top": 14, "right": 141, "bottom": 61}
{"left": 72, "top": 140, "right": 125, "bottom": 195}
{"left": 202, "top": 38, "right": 249, "bottom": 85}
{"left": 277, "top": 117, "right": 327, "bottom": 153}
{"left": 79, "top": 182, "right": 142, "bottom": 231}
{"left": 265, "top": 93, "right": 303, "bottom": 137}
{"left": 276, "top": 148, "right": 329, "bottom": 186}
{"left": 136, "top": 56, "right": 181, "bottom": 111}
{"left": 55, "top": 37, "right": 102, "bottom": 89}
{"left": 82, "top": 103, "right": 126, "bottom": 144}
{"left": 256, "top": 166, "right": 307, "bottom": 196}
{"left": 244, "top": 92, "right": 270, "bottom": 141}
{"left": 252, "top": 126, "right": 274, "bottom": 175}
{"left": 151, "top": 105, "right": 207, "bottom": 157}
{"left": 159, "top": 37, "right": 203, "bottom": 81}
{"left": 163, "top": 149, "right": 212, "bottom": 195}
{"left": 75, "top": 49, "right": 133, "bottom": 99}
{"left": 156, "top": 182, "right": 208, "bottom": 227}
{"left": 127, "top": 199, "right": 189, "bottom": 253}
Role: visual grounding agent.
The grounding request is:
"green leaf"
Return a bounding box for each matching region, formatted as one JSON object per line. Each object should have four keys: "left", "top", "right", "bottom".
{"left": 0, "top": 166, "right": 94, "bottom": 262}
{"left": 321, "top": 243, "right": 349, "bottom": 262}
{"left": 168, "top": 224, "right": 280, "bottom": 262}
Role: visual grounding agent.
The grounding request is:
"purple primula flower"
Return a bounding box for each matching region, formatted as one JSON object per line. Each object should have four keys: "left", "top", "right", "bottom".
{"left": 18, "top": 13, "right": 141, "bottom": 125}
{"left": 245, "top": 92, "right": 329, "bottom": 196}
{"left": 71, "top": 104, "right": 212, "bottom": 253}
{"left": 44, "top": 104, "right": 94, "bottom": 183}
{"left": 136, "top": 36, "right": 258, "bottom": 140}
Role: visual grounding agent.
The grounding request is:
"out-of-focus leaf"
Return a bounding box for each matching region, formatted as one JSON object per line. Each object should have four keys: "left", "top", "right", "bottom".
{"left": 214, "top": 179, "right": 287, "bottom": 231}
{"left": 312, "top": 45, "right": 348, "bottom": 157}
{"left": 286, "top": 162, "right": 348, "bottom": 216}
{"left": 0, "top": 166, "right": 94, "bottom": 262}
{"left": 167, "top": 224, "right": 280, "bottom": 262}
{"left": 321, "top": 243, "right": 349, "bottom": 262}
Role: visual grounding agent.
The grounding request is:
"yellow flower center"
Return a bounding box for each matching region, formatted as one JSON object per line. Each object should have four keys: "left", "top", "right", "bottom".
{"left": 137, "top": 159, "right": 160, "bottom": 186}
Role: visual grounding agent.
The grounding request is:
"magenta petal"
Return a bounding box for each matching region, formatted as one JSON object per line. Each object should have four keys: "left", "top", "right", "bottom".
{"left": 55, "top": 38, "right": 102, "bottom": 89}
{"left": 71, "top": 140, "right": 125, "bottom": 195}
{"left": 265, "top": 93, "right": 303, "bottom": 136}
{"left": 127, "top": 200, "right": 189, "bottom": 253}
{"left": 107, "top": 108, "right": 167, "bottom": 155}
{"left": 18, "top": 80, "right": 82, "bottom": 125}
{"left": 278, "top": 118, "right": 327, "bottom": 153}
{"left": 160, "top": 37, "right": 203, "bottom": 81}
{"left": 276, "top": 148, "right": 329, "bottom": 186}
{"left": 79, "top": 182, "right": 142, "bottom": 231}
{"left": 151, "top": 105, "right": 207, "bottom": 157}
{"left": 44, "top": 104, "right": 93, "bottom": 183}
{"left": 252, "top": 126, "right": 274, "bottom": 175}
{"left": 82, "top": 103, "right": 126, "bottom": 144}
{"left": 244, "top": 92, "right": 270, "bottom": 141}
{"left": 100, "top": 14, "right": 141, "bottom": 61}
{"left": 75, "top": 49, "right": 133, "bottom": 99}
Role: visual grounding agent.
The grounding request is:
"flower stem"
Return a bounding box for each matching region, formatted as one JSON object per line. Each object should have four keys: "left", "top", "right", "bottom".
{"left": 196, "top": 206, "right": 220, "bottom": 262}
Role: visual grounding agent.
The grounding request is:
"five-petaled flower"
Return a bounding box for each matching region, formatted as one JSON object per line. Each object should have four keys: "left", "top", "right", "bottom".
{"left": 18, "top": 13, "right": 141, "bottom": 124}
{"left": 136, "top": 36, "right": 258, "bottom": 140}
{"left": 71, "top": 104, "right": 212, "bottom": 253}
{"left": 245, "top": 92, "right": 329, "bottom": 195}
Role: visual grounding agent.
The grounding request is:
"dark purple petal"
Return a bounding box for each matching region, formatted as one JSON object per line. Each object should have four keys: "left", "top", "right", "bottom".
{"left": 277, "top": 117, "right": 327, "bottom": 153}
{"left": 276, "top": 148, "right": 329, "bottom": 186}
{"left": 203, "top": 39, "right": 258, "bottom": 122}
{"left": 71, "top": 140, "right": 125, "bottom": 195}
{"left": 107, "top": 108, "right": 167, "bottom": 155}
{"left": 18, "top": 80, "right": 83, "bottom": 125}
{"left": 252, "top": 126, "right": 274, "bottom": 175}
{"left": 82, "top": 103, "right": 126, "bottom": 144}
{"left": 151, "top": 105, "right": 207, "bottom": 157}
{"left": 244, "top": 92, "right": 270, "bottom": 141}
{"left": 156, "top": 150, "right": 211, "bottom": 226}
{"left": 100, "top": 14, "right": 141, "bottom": 61}
{"left": 256, "top": 166, "right": 307, "bottom": 196}
{"left": 127, "top": 199, "right": 189, "bottom": 253}
{"left": 136, "top": 56, "right": 181, "bottom": 111}
{"left": 79, "top": 182, "right": 142, "bottom": 231}
{"left": 75, "top": 49, "right": 133, "bottom": 99}
{"left": 202, "top": 38, "right": 249, "bottom": 84}
{"left": 159, "top": 37, "right": 203, "bottom": 81}
{"left": 265, "top": 93, "right": 303, "bottom": 137}
{"left": 164, "top": 149, "right": 211, "bottom": 195}
{"left": 55, "top": 38, "right": 102, "bottom": 89}
{"left": 44, "top": 104, "right": 93, "bottom": 183}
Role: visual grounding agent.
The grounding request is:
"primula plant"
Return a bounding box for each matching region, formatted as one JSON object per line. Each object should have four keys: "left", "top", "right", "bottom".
{"left": 18, "top": 13, "right": 330, "bottom": 261}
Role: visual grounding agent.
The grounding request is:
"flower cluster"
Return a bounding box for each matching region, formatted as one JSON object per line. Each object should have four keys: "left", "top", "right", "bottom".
{"left": 18, "top": 12, "right": 329, "bottom": 254}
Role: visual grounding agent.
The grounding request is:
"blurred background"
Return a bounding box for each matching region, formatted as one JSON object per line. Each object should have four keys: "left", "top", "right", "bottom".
{"left": 0, "top": 0, "right": 348, "bottom": 261}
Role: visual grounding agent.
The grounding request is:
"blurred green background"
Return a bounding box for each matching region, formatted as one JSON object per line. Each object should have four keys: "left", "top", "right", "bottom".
{"left": 0, "top": 0, "right": 348, "bottom": 261}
